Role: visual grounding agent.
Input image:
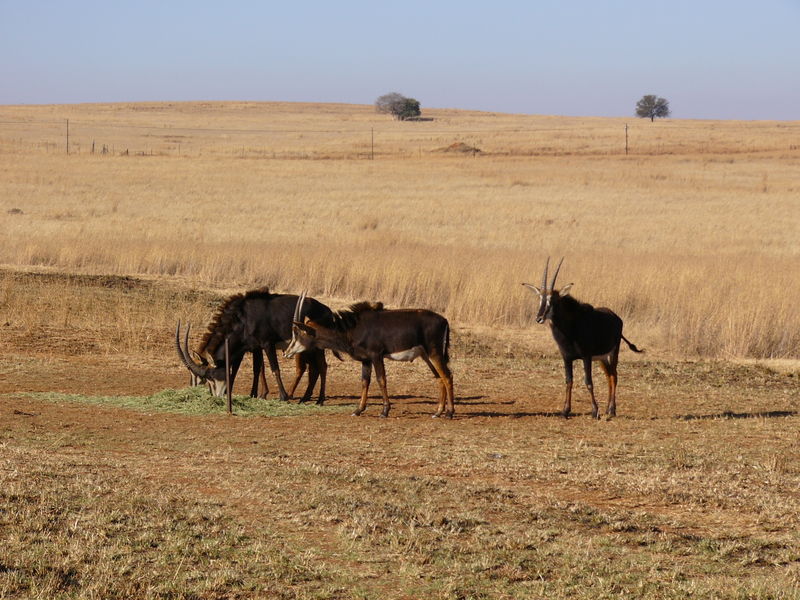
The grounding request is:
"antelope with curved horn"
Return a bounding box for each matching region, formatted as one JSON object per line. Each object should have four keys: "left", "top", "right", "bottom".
{"left": 185, "top": 342, "right": 316, "bottom": 400}
{"left": 176, "top": 288, "right": 335, "bottom": 403}
{"left": 523, "top": 258, "right": 643, "bottom": 419}
{"left": 285, "top": 293, "right": 455, "bottom": 419}
{"left": 187, "top": 347, "right": 268, "bottom": 398}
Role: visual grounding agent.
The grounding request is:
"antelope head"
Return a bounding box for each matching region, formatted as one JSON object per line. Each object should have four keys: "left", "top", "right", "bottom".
{"left": 175, "top": 321, "right": 228, "bottom": 396}
{"left": 285, "top": 291, "right": 314, "bottom": 358}
{"left": 522, "top": 257, "right": 572, "bottom": 324}
{"left": 188, "top": 349, "right": 211, "bottom": 387}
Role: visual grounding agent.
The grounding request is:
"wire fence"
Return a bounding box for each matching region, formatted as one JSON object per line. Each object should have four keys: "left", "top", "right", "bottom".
{"left": 1, "top": 117, "right": 798, "bottom": 159}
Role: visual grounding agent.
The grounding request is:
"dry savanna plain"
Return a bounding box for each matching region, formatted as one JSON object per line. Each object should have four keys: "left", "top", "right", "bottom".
{"left": 0, "top": 102, "right": 799, "bottom": 599}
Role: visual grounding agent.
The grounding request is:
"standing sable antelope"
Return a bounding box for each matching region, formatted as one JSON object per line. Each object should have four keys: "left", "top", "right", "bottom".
{"left": 176, "top": 288, "right": 335, "bottom": 403}
{"left": 285, "top": 293, "right": 455, "bottom": 419}
{"left": 523, "top": 258, "right": 643, "bottom": 419}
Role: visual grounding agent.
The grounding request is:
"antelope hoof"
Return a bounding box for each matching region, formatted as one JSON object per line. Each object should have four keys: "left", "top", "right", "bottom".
{"left": 432, "top": 411, "right": 442, "bottom": 419}
{"left": 561, "top": 410, "right": 571, "bottom": 419}
{"left": 351, "top": 409, "right": 364, "bottom": 417}
{"left": 445, "top": 411, "right": 454, "bottom": 420}
{"left": 315, "top": 398, "right": 325, "bottom": 406}
{"left": 380, "top": 409, "right": 390, "bottom": 418}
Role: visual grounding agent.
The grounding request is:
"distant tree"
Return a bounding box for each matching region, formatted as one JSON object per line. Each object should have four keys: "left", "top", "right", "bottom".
{"left": 375, "top": 92, "right": 404, "bottom": 116}
{"left": 636, "top": 95, "right": 671, "bottom": 121}
{"left": 397, "top": 97, "right": 421, "bottom": 120}
{"left": 375, "top": 92, "right": 421, "bottom": 121}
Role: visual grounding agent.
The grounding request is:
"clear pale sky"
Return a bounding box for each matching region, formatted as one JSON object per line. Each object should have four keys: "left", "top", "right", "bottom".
{"left": 2, "top": 1, "right": 798, "bottom": 120}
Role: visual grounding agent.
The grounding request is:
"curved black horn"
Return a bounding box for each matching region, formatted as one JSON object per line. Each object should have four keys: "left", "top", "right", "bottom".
{"left": 541, "top": 257, "right": 550, "bottom": 291}
{"left": 175, "top": 321, "right": 208, "bottom": 379}
{"left": 293, "top": 290, "right": 307, "bottom": 323}
{"left": 550, "top": 257, "right": 564, "bottom": 290}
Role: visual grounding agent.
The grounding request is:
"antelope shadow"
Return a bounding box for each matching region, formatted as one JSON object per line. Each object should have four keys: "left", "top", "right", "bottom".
{"left": 676, "top": 410, "right": 797, "bottom": 421}
{"left": 463, "top": 409, "right": 599, "bottom": 419}
{"left": 298, "top": 394, "right": 486, "bottom": 404}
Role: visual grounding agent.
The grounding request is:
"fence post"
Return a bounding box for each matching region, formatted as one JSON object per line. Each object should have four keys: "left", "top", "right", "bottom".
{"left": 625, "top": 123, "right": 629, "bottom": 155}
{"left": 66, "top": 119, "right": 69, "bottom": 155}
{"left": 225, "top": 337, "right": 232, "bottom": 414}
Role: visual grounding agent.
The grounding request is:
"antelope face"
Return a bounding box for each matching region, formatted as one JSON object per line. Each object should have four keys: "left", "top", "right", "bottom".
{"left": 191, "top": 355, "right": 229, "bottom": 396}
{"left": 202, "top": 369, "right": 229, "bottom": 397}
{"left": 285, "top": 321, "right": 316, "bottom": 358}
{"left": 176, "top": 321, "right": 228, "bottom": 397}
{"left": 523, "top": 257, "right": 571, "bottom": 325}
{"left": 523, "top": 284, "right": 554, "bottom": 323}
{"left": 285, "top": 291, "right": 313, "bottom": 359}
{"left": 536, "top": 288, "right": 553, "bottom": 324}
{"left": 188, "top": 350, "right": 207, "bottom": 387}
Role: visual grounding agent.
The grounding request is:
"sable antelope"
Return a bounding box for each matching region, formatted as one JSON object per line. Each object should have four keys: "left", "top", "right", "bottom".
{"left": 523, "top": 258, "right": 643, "bottom": 419}
{"left": 176, "top": 288, "right": 335, "bottom": 403}
{"left": 188, "top": 347, "right": 311, "bottom": 400}
{"left": 285, "top": 293, "right": 455, "bottom": 419}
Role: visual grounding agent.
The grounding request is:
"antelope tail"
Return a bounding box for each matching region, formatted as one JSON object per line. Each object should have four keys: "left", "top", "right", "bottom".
{"left": 622, "top": 334, "right": 644, "bottom": 353}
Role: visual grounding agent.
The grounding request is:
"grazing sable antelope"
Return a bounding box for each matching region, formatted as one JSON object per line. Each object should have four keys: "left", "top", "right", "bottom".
{"left": 285, "top": 293, "right": 455, "bottom": 419}
{"left": 188, "top": 347, "right": 312, "bottom": 401}
{"left": 523, "top": 258, "right": 643, "bottom": 419}
{"left": 176, "top": 288, "right": 335, "bottom": 403}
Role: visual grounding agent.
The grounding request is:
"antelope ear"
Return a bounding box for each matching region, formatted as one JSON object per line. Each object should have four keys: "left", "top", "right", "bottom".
{"left": 522, "top": 283, "right": 543, "bottom": 297}
{"left": 293, "top": 321, "right": 316, "bottom": 335}
{"left": 200, "top": 351, "right": 216, "bottom": 368}
{"left": 303, "top": 316, "right": 323, "bottom": 330}
{"left": 560, "top": 283, "right": 573, "bottom": 297}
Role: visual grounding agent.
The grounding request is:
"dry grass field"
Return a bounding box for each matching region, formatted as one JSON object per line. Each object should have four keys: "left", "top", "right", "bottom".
{"left": 1, "top": 102, "right": 798, "bottom": 599}
{"left": 2, "top": 102, "right": 799, "bottom": 358}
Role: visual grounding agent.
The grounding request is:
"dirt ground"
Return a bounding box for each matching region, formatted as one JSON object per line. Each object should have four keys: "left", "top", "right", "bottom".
{"left": 4, "top": 329, "right": 798, "bottom": 522}
{"left": 2, "top": 314, "right": 799, "bottom": 598}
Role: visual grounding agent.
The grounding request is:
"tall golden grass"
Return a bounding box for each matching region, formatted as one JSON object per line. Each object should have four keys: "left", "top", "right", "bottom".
{"left": 1, "top": 102, "right": 798, "bottom": 358}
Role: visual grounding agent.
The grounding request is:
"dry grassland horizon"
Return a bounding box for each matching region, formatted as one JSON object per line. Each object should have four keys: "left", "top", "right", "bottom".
{"left": 1, "top": 101, "right": 798, "bottom": 360}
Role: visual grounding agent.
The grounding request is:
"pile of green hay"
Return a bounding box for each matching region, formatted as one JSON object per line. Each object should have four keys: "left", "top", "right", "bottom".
{"left": 11, "top": 387, "right": 350, "bottom": 417}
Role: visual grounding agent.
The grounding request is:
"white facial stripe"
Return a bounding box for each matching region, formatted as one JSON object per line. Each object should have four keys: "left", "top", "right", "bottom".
{"left": 537, "top": 293, "right": 553, "bottom": 322}
{"left": 208, "top": 379, "right": 227, "bottom": 397}
{"left": 284, "top": 338, "right": 308, "bottom": 358}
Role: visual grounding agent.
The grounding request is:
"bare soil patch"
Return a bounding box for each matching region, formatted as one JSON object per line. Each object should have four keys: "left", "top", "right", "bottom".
{"left": 433, "top": 141, "right": 482, "bottom": 154}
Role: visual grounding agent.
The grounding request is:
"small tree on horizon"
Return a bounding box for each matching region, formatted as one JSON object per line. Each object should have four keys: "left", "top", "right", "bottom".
{"left": 636, "top": 95, "right": 671, "bottom": 121}
{"left": 375, "top": 92, "right": 421, "bottom": 121}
